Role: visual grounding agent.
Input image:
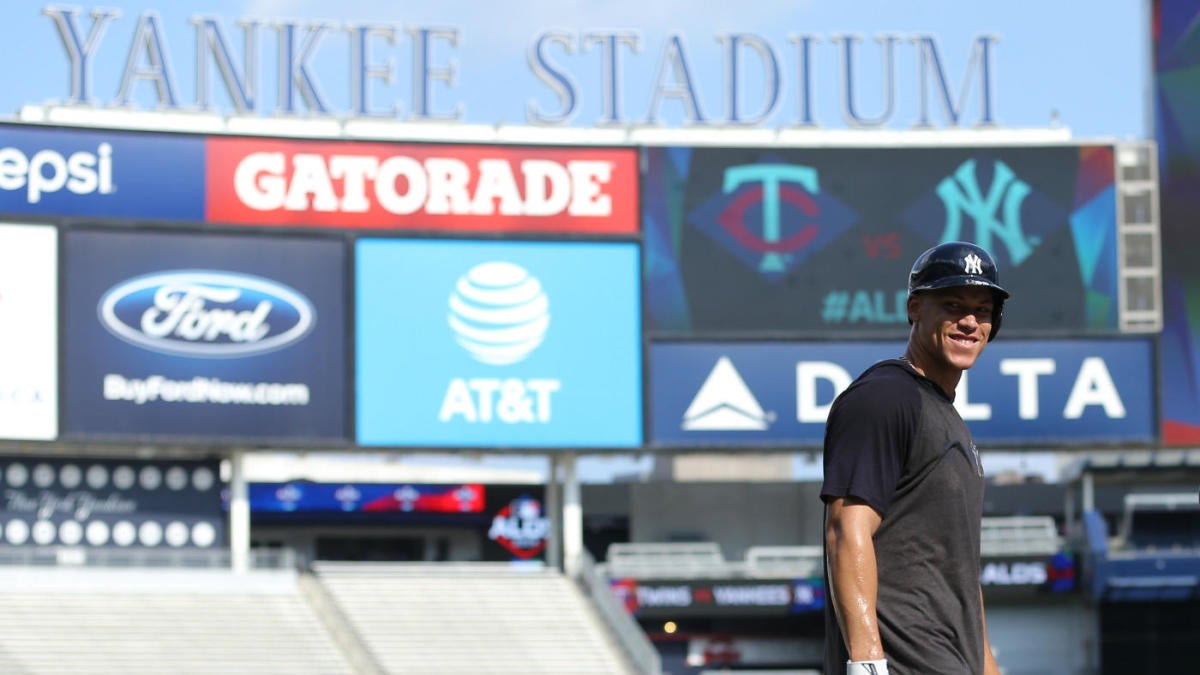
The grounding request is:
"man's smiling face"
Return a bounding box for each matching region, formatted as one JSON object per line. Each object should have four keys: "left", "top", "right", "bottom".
{"left": 907, "top": 285, "right": 995, "bottom": 375}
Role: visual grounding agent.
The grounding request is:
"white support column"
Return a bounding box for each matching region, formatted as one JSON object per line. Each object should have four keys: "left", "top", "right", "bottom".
{"left": 1082, "top": 472, "right": 1095, "bottom": 514}
{"left": 229, "top": 450, "right": 250, "bottom": 574}
{"left": 545, "top": 454, "right": 562, "bottom": 571}
{"left": 562, "top": 452, "right": 582, "bottom": 578}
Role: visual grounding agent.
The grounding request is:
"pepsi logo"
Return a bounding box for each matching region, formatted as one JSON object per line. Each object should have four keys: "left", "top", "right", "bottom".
{"left": 98, "top": 270, "right": 314, "bottom": 357}
{"left": 447, "top": 262, "right": 549, "bottom": 365}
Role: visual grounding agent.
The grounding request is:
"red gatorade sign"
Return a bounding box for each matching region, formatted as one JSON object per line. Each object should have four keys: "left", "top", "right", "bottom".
{"left": 206, "top": 137, "right": 638, "bottom": 233}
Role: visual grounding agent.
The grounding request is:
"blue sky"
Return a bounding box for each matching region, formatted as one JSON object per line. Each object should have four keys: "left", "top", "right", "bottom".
{"left": 1, "top": 0, "right": 1151, "bottom": 138}
{"left": 1, "top": 0, "right": 1150, "bottom": 481}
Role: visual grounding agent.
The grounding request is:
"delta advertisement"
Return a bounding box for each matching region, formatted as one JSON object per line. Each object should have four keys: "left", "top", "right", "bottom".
{"left": 206, "top": 137, "right": 639, "bottom": 234}
{"left": 356, "top": 239, "right": 641, "bottom": 448}
{"left": 644, "top": 145, "right": 1121, "bottom": 337}
{"left": 0, "top": 123, "right": 205, "bottom": 221}
{"left": 0, "top": 455, "right": 224, "bottom": 550}
{"left": 62, "top": 229, "right": 347, "bottom": 444}
{"left": 0, "top": 224, "right": 57, "bottom": 441}
{"left": 649, "top": 339, "right": 1156, "bottom": 448}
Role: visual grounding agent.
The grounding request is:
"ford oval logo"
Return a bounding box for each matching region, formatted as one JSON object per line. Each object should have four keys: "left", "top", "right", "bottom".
{"left": 98, "top": 270, "right": 315, "bottom": 357}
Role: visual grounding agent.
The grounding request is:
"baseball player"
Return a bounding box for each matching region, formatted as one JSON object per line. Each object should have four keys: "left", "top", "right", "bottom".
{"left": 820, "top": 241, "right": 1007, "bottom": 674}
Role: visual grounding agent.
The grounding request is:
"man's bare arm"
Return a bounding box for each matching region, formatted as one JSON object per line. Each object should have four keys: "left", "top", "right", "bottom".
{"left": 825, "top": 497, "right": 885, "bottom": 661}
{"left": 981, "top": 586, "right": 1000, "bottom": 674}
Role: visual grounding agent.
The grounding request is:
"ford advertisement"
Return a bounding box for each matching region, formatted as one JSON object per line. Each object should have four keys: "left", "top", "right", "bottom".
{"left": 62, "top": 229, "right": 347, "bottom": 444}
{"left": 650, "top": 339, "right": 1156, "bottom": 448}
{"left": 356, "top": 239, "right": 641, "bottom": 448}
{"left": 0, "top": 124, "right": 205, "bottom": 221}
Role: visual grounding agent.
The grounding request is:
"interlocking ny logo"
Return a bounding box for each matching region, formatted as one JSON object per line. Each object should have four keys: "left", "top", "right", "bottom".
{"left": 936, "top": 159, "right": 1036, "bottom": 266}
{"left": 963, "top": 253, "right": 983, "bottom": 274}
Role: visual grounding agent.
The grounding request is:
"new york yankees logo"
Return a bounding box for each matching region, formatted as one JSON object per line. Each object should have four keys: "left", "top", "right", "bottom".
{"left": 964, "top": 252, "right": 983, "bottom": 274}
{"left": 936, "top": 159, "right": 1037, "bottom": 266}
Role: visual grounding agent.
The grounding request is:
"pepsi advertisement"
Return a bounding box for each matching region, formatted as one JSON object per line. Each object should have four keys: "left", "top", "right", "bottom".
{"left": 63, "top": 229, "right": 347, "bottom": 444}
{"left": 356, "top": 239, "right": 641, "bottom": 448}
{"left": 649, "top": 339, "right": 1156, "bottom": 448}
{"left": 644, "top": 145, "right": 1120, "bottom": 337}
{"left": 0, "top": 124, "right": 205, "bottom": 221}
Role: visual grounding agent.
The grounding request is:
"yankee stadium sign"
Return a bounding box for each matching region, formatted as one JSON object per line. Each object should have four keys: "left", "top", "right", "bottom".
{"left": 38, "top": 5, "right": 999, "bottom": 128}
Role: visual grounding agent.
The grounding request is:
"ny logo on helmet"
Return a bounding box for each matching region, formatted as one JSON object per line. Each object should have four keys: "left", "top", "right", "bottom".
{"left": 964, "top": 253, "right": 983, "bottom": 275}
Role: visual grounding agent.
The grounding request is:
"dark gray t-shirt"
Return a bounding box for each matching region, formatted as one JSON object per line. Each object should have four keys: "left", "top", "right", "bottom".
{"left": 820, "top": 359, "right": 985, "bottom": 674}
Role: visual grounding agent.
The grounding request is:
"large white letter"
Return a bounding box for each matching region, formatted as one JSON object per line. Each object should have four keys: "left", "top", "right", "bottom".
{"left": 472, "top": 159, "right": 523, "bottom": 215}
{"left": 375, "top": 156, "right": 427, "bottom": 214}
{"left": 797, "top": 362, "right": 851, "bottom": 423}
{"left": 1064, "top": 358, "right": 1126, "bottom": 419}
{"left": 954, "top": 371, "right": 992, "bottom": 421}
{"left": 423, "top": 158, "right": 471, "bottom": 214}
{"left": 567, "top": 160, "right": 612, "bottom": 216}
{"left": 285, "top": 154, "right": 338, "bottom": 211}
{"left": 234, "top": 152, "right": 286, "bottom": 210}
{"left": 999, "top": 358, "right": 1055, "bottom": 420}
{"left": 521, "top": 160, "right": 571, "bottom": 216}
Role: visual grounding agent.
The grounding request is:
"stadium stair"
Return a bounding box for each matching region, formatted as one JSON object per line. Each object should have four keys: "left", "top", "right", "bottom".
{"left": 312, "top": 561, "right": 639, "bottom": 675}
{"left": 0, "top": 567, "right": 353, "bottom": 674}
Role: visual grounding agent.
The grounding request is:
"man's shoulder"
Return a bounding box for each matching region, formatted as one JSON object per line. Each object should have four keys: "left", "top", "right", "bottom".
{"left": 834, "top": 360, "right": 922, "bottom": 409}
{"left": 852, "top": 359, "right": 920, "bottom": 389}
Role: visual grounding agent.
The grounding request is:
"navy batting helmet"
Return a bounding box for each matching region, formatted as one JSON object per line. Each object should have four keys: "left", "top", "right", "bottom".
{"left": 908, "top": 241, "right": 1010, "bottom": 340}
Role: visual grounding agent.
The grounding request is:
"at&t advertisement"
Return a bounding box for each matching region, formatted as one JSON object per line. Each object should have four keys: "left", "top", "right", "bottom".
{"left": 356, "top": 239, "right": 641, "bottom": 448}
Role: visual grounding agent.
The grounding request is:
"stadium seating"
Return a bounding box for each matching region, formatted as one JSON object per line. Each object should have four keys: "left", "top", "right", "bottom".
{"left": 313, "top": 561, "right": 636, "bottom": 674}
{"left": 980, "top": 516, "right": 1063, "bottom": 556}
{"left": 0, "top": 567, "right": 352, "bottom": 674}
{"left": 1117, "top": 493, "right": 1200, "bottom": 552}
{"left": 602, "top": 542, "right": 823, "bottom": 579}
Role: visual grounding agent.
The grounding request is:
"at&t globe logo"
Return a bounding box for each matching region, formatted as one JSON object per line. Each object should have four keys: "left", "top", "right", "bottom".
{"left": 439, "top": 261, "right": 561, "bottom": 425}
{"left": 447, "top": 262, "right": 550, "bottom": 365}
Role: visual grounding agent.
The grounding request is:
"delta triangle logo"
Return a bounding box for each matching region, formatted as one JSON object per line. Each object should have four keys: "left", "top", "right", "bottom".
{"left": 681, "top": 357, "right": 773, "bottom": 431}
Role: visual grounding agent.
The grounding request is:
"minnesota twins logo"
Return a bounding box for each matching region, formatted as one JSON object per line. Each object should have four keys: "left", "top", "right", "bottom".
{"left": 686, "top": 158, "right": 858, "bottom": 281}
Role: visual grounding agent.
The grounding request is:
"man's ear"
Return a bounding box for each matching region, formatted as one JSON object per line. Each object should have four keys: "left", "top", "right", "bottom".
{"left": 906, "top": 293, "right": 922, "bottom": 324}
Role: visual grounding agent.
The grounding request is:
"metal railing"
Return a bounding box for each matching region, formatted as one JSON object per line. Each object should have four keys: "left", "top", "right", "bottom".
{"left": 577, "top": 550, "right": 662, "bottom": 675}
{"left": 0, "top": 545, "right": 296, "bottom": 570}
{"left": 980, "top": 516, "right": 1063, "bottom": 556}
{"left": 602, "top": 542, "right": 823, "bottom": 580}
{"left": 297, "top": 571, "right": 387, "bottom": 675}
